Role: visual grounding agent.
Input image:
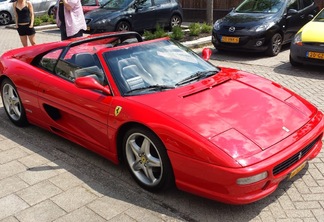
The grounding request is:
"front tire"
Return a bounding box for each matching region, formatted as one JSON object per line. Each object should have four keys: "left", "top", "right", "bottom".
{"left": 266, "top": 33, "right": 282, "bottom": 56}
{"left": 123, "top": 126, "right": 174, "bottom": 192}
{"left": 48, "top": 6, "right": 55, "bottom": 16}
{"left": 289, "top": 54, "right": 302, "bottom": 67}
{"left": 1, "top": 78, "right": 28, "bottom": 126}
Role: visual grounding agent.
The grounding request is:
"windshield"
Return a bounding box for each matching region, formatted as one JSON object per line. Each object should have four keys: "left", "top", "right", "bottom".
{"left": 102, "top": 0, "right": 133, "bottom": 9}
{"left": 314, "top": 9, "right": 324, "bottom": 22}
{"left": 104, "top": 40, "right": 218, "bottom": 95}
{"left": 236, "top": 0, "right": 285, "bottom": 13}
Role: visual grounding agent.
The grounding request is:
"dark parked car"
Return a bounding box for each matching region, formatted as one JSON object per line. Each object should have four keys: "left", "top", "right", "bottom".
{"left": 85, "top": 0, "right": 183, "bottom": 33}
{"left": 212, "top": 0, "right": 319, "bottom": 56}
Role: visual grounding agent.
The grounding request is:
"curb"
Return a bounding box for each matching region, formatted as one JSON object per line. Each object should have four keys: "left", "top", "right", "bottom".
{"left": 5, "top": 24, "right": 57, "bottom": 31}
{"left": 5, "top": 24, "right": 212, "bottom": 48}
{"left": 182, "top": 36, "right": 212, "bottom": 48}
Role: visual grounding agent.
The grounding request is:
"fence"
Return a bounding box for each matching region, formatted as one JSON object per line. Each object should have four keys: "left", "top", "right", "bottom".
{"left": 179, "top": 0, "right": 324, "bottom": 10}
{"left": 179, "top": 0, "right": 324, "bottom": 22}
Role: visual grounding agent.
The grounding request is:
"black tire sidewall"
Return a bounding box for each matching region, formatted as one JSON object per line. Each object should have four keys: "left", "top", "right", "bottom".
{"left": 266, "top": 33, "right": 282, "bottom": 56}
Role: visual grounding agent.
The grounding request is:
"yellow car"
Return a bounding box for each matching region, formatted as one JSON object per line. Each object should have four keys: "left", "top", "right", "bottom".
{"left": 290, "top": 8, "right": 324, "bottom": 66}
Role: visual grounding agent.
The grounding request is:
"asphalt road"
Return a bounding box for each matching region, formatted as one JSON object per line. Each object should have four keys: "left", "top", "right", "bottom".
{"left": 0, "top": 26, "right": 323, "bottom": 222}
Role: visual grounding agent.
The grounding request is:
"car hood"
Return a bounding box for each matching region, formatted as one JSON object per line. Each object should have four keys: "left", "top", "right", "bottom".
{"left": 220, "top": 11, "right": 275, "bottom": 28}
{"left": 301, "top": 21, "right": 324, "bottom": 43}
{"left": 85, "top": 8, "right": 117, "bottom": 20}
{"left": 130, "top": 69, "right": 314, "bottom": 157}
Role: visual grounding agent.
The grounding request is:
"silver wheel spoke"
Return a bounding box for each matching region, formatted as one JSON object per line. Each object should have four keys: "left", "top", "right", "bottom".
{"left": 132, "top": 160, "right": 142, "bottom": 171}
{"left": 141, "top": 138, "right": 151, "bottom": 154}
{"left": 147, "top": 155, "right": 161, "bottom": 168}
{"left": 11, "top": 97, "right": 21, "bottom": 116}
{"left": 129, "top": 139, "right": 141, "bottom": 157}
{"left": 143, "top": 165, "right": 156, "bottom": 183}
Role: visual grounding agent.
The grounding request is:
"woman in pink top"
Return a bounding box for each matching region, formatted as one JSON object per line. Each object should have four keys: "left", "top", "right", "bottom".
{"left": 56, "top": 0, "right": 87, "bottom": 40}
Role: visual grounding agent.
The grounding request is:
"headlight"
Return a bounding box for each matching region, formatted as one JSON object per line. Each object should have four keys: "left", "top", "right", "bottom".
{"left": 250, "top": 21, "right": 275, "bottom": 32}
{"left": 237, "top": 172, "right": 268, "bottom": 185}
{"left": 292, "top": 32, "right": 303, "bottom": 46}
{"left": 95, "top": 18, "right": 111, "bottom": 25}
{"left": 213, "top": 20, "right": 221, "bottom": 31}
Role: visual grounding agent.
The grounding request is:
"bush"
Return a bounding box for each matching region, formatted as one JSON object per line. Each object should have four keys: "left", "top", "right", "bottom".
{"left": 143, "top": 25, "right": 169, "bottom": 40}
{"left": 49, "top": 15, "right": 56, "bottom": 24}
{"left": 40, "top": 14, "right": 49, "bottom": 22}
{"left": 143, "top": 30, "right": 156, "bottom": 40}
{"left": 170, "top": 26, "right": 184, "bottom": 41}
{"left": 33, "top": 17, "right": 42, "bottom": 26}
{"left": 188, "top": 23, "right": 201, "bottom": 36}
{"left": 154, "top": 24, "right": 168, "bottom": 38}
{"left": 33, "top": 15, "right": 56, "bottom": 26}
{"left": 201, "top": 22, "right": 212, "bottom": 33}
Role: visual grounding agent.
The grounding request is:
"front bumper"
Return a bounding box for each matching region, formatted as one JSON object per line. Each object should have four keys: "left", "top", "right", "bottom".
{"left": 212, "top": 30, "right": 269, "bottom": 52}
{"left": 169, "top": 111, "right": 324, "bottom": 204}
{"left": 290, "top": 42, "right": 324, "bottom": 66}
{"left": 85, "top": 22, "right": 115, "bottom": 34}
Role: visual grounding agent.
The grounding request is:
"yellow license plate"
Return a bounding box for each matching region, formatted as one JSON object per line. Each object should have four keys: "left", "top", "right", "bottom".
{"left": 289, "top": 162, "right": 306, "bottom": 179}
{"left": 221, "top": 36, "right": 239, "bottom": 43}
{"left": 307, "top": 52, "right": 324, "bottom": 60}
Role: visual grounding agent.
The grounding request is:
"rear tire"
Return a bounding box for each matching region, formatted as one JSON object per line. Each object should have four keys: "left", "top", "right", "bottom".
{"left": 169, "top": 14, "right": 182, "bottom": 29}
{"left": 266, "top": 33, "right": 282, "bottom": 56}
{"left": 0, "top": 11, "right": 12, "bottom": 25}
{"left": 1, "top": 78, "right": 28, "bottom": 126}
{"left": 116, "top": 21, "right": 131, "bottom": 31}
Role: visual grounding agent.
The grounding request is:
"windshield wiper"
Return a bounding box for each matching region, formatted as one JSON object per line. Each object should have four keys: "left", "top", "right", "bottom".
{"left": 175, "top": 70, "right": 218, "bottom": 86}
{"left": 125, "top": 84, "right": 175, "bottom": 95}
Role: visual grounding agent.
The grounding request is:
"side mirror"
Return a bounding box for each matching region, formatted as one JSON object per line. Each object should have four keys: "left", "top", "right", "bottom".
{"left": 202, "top": 48, "right": 212, "bottom": 61}
{"left": 307, "top": 14, "right": 314, "bottom": 20}
{"left": 75, "top": 76, "right": 111, "bottom": 95}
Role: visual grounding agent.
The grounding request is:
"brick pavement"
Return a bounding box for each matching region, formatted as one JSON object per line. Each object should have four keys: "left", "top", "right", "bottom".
{"left": 0, "top": 26, "right": 323, "bottom": 222}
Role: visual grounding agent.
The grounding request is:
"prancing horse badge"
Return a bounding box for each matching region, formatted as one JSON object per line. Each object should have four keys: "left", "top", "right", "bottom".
{"left": 114, "top": 106, "right": 122, "bottom": 116}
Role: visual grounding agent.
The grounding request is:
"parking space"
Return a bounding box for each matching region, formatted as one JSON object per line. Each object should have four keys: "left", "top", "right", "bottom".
{"left": 0, "top": 26, "right": 323, "bottom": 222}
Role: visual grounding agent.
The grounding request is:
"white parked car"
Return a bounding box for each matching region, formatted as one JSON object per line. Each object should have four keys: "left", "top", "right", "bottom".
{"left": 0, "top": 0, "right": 56, "bottom": 25}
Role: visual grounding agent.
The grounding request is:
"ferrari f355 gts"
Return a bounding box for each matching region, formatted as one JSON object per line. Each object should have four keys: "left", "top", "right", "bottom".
{"left": 0, "top": 32, "right": 323, "bottom": 204}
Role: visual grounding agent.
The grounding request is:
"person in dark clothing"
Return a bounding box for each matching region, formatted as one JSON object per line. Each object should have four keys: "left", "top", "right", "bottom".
{"left": 13, "top": 0, "right": 36, "bottom": 47}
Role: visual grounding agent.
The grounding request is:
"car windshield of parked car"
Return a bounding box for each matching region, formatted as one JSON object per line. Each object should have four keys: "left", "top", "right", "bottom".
{"left": 104, "top": 40, "right": 218, "bottom": 95}
{"left": 235, "top": 0, "right": 285, "bottom": 13}
{"left": 314, "top": 9, "right": 324, "bottom": 21}
{"left": 101, "top": 0, "right": 133, "bottom": 9}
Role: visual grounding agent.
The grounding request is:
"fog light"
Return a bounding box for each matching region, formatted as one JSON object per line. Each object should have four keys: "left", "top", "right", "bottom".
{"left": 255, "top": 40, "right": 263, "bottom": 47}
{"left": 237, "top": 172, "right": 268, "bottom": 185}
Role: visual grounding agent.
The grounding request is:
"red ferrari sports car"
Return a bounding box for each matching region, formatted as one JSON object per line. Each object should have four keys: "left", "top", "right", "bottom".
{"left": 0, "top": 32, "right": 323, "bottom": 204}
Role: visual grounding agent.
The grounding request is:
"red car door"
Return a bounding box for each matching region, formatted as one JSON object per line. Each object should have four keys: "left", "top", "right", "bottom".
{"left": 37, "top": 53, "right": 112, "bottom": 154}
